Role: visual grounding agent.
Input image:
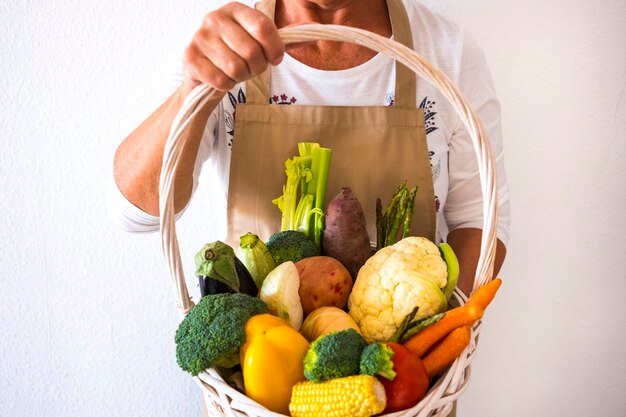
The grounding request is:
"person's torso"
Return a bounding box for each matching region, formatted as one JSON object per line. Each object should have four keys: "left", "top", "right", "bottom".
{"left": 200, "top": 0, "right": 469, "bottom": 242}
{"left": 216, "top": 58, "right": 452, "bottom": 240}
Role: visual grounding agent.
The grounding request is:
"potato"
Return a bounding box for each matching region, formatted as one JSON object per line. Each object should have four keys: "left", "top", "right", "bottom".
{"left": 295, "top": 256, "right": 353, "bottom": 315}
{"left": 322, "top": 187, "right": 372, "bottom": 279}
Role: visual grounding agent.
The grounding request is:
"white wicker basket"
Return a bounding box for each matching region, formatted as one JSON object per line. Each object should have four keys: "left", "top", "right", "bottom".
{"left": 159, "top": 24, "right": 499, "bottom": 417}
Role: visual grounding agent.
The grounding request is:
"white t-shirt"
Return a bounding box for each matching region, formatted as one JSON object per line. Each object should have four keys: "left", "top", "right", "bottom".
{"left": 106, "top": 0, "right": 511, "bottom": 246}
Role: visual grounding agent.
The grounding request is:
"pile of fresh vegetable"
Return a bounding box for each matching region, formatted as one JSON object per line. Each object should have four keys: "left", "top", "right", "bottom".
{"left": 174, "top": 142, "right": 502, "bottom": 417}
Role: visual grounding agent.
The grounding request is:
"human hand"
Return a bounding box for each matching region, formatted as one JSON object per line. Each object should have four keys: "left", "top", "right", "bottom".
{"left": 182, "top": 2, "right": 285, "bottom": 93}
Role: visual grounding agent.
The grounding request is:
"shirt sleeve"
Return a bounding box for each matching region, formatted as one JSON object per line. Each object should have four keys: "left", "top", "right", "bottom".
{"left": 105, "top": 176, "right": 161, "bottom": 233}
{"left": 443, "top": 30, "right": 511, "bottom": 247}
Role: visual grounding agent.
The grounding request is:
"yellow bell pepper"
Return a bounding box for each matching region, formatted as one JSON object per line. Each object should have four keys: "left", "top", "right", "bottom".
{"left": 240, "top": 314, "right": 310, "bottom": 414}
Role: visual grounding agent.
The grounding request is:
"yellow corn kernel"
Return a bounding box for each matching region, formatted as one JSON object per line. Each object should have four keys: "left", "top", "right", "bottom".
{"left": 289, "top": 375, "right": 386, "bottom": 417}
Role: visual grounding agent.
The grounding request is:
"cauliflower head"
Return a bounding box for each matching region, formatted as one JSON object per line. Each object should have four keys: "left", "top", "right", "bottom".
{"left": 347, "top": 237, "right": 448, "bottom": 342}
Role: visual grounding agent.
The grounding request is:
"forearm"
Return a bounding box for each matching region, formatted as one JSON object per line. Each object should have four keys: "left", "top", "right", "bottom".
{"left": 445, "top": 227, "right": 506, "bottom": 296}
{"left": 113, "top": 2, "right": 285, "bottom": 218}
{"left": 113, "top": 85, "right": 220, "bottom": 216}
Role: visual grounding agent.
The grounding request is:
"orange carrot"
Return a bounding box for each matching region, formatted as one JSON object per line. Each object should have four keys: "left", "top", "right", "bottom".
{"left": 466, "top": 278, "right": 502, "bottom": 310}
{"left": 422, "top": 325, "right": 472, "bottom": 377}
{"left": 403, "top": 304, "right": 483, "bottom": 357}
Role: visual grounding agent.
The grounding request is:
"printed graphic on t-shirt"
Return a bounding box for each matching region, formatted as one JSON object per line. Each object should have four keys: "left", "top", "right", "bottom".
{"left": 388, "top": 93, "right": 442, "bottom": 211}
{"left": 385, "top": 93, "right": 440, "bottom": 134}
{"left": 385, "top": 91, "right": 395, "bottom": 107}
{"left": 270, "top": 94, "right": 298, "bottom": 105}
{"left": 419, "top": 97, "right": 442, "bottom": 185}
{"left": 420, "top": 97, "right": 438, "bottom": 135}
{"left": 429, "top": 149, "right": 441, "bottom": 183}
{"left": 224, "top": 90, "right": 299, "bottom": 147}
{"left": 225, "top": 88, "right": 247, "bottom": 147}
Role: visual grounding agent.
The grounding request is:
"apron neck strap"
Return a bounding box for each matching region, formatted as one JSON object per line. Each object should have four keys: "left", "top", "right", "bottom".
{"left": 387, "top": 0, "right": 416, "bottom": 107}
{"left": 247, "top": 0, "right": 416, "bottom": 107}
{"left": 246, "top": 0, "right": 275, "bottom": 104}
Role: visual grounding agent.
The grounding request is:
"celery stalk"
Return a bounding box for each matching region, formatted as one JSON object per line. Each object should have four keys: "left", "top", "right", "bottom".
{"left": 273, "top": 156, "right": 312, "bottom": 231}
{"left": 294, "top": 194, "right": 314, "bottom": 236}
{"left": 310, "top": 146, "right": 332, "bottom": 248}
{"left": 273, "top": 142, "right": 332, "bottom": 250}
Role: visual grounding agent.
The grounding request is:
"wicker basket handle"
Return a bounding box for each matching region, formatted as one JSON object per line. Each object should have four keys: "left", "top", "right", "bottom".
{"left": 159, "top": 24, "right": 499, "bottom": 316}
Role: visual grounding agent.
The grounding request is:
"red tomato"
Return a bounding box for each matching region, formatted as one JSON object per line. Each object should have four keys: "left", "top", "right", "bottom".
{"left": 379, "top": 342, "right": 430, "bottom": 413}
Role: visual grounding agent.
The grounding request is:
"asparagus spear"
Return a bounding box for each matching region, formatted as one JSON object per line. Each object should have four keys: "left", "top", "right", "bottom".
{"left": 376, "top": 198, "right": 384, "bottom": 251}
{"left": 377, "top": 181, "right": 421, "bottom": 248}
{"left": 385, "top": 186, "right": 408, "bottom": 246}
{"left": 402, "top": 186, "right": 418, "bottom": 238}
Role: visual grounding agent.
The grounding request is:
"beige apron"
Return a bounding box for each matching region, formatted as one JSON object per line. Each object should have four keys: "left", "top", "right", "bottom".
{"left": 225, "top": 0, "right": 436, "bottom": 248}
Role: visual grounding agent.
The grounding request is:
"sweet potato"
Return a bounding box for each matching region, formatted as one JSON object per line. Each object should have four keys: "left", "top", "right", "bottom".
{"left": 295, "top": 256, "right": 353, "bottom": 315}
{"left": 322, "top": 187, "right": 372, "bottom": 279}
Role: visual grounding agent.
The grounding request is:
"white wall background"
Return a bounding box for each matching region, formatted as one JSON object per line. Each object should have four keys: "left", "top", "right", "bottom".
{"left": 1, "top": 0, "right": 624, "bottom": 416}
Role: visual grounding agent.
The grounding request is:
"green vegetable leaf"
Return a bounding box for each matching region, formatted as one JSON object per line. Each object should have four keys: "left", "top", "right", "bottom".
{"left": 439, "top": 243, "right": 460, "bottom": 301}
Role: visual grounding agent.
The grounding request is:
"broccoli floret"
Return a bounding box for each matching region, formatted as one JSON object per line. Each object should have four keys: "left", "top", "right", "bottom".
{"left": 303, "top": 328, "right": 367, "bottom": 382}
{"left": 360, "top": 342, "right": 397, "bottom": 380}
{"left": 174, "top": 292, "right": 268, "bottom": 376}
{"left": 266, "top": 230, "right": 320, "bottom": 265}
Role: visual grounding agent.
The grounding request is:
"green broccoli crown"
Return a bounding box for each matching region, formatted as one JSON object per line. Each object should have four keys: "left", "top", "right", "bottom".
{"left": 303, "top": 328, "right": 367, "bottom": 383}
{"left": 360, "top": 342, "right": 397, "bottom": 381}
{"left": 174, "top": 292, "right": 268, "bottom": 376}
{"left": 266, "top": 230, "right": 320, "bottom": 264}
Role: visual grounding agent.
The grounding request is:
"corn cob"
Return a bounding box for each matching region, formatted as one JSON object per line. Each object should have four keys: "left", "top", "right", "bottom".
{"left": 289, "top": 375, "right": 386, "bottom": 417}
